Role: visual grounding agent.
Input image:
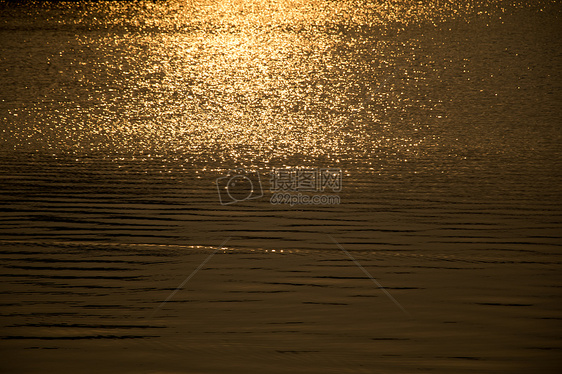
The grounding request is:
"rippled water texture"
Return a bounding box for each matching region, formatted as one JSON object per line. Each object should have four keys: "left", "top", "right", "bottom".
{"left": 0, "top": 0, "right": 561, "bottom": 373}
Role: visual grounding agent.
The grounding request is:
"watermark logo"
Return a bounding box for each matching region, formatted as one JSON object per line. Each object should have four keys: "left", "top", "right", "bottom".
{"left": 270, "top": 167, "right": 341, "bottom": 206}
{"left": 270, "top": 192, "right": 341, "bottom": 206}
{"left": 216, "top": 168, "right": 263, "bottom": 205}
{"left": 270, "top": 167, "right": 342, "bottom": 192}
{"left": 216, "top": 167, "right": 342, "bottom": 206}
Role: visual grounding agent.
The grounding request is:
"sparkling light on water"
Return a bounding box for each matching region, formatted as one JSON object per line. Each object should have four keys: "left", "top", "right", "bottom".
{"left": 1, "top": 1, "right": 507, "bottom": 167}
{"left": 1, "top": 1, "right": 560, "bottom": 179}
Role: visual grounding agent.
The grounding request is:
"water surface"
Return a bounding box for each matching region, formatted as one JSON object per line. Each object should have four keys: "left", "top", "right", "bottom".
{"left": 0, "top": 1, "right": 561, "bottom": 373}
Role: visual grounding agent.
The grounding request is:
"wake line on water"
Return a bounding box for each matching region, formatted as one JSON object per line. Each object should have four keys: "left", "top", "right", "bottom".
{"left": 1, "top": 239, "right": 556, "bottom": 265}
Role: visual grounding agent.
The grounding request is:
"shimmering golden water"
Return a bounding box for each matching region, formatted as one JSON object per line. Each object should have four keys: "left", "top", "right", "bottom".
{"left": 0, "top": 1, "right": 561, "bottom": 373}
{"left": 4, "top": 0, "right": 558, "bottom": 169}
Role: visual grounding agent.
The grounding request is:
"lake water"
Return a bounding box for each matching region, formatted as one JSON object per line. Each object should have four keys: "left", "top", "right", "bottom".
{"left": 1, "top": 1, "right": 561, "bottom": 373}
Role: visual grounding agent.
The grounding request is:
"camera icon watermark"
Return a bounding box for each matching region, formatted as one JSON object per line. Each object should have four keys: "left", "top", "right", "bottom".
{"left": 216, "top": 168, "right": 263, "bottom": 205}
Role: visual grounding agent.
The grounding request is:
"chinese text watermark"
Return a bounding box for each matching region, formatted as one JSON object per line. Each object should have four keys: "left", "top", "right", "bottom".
{"left": 216, "top": 167, "right": 342, "bottom": 206}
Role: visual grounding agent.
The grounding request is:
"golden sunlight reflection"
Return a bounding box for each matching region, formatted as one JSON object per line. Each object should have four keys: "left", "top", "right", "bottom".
{"left": 4, "top": 0, "right": 507, "bottom": 171}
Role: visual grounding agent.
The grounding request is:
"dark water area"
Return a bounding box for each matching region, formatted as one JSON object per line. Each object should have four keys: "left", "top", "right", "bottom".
{"left": 1, "top": 1, "right": 561, "bottom": 373}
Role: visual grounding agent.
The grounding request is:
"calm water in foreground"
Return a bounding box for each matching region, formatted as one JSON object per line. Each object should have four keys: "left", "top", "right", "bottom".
{"left": 0, "top": 1, "right": 561, "bottom": 373}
